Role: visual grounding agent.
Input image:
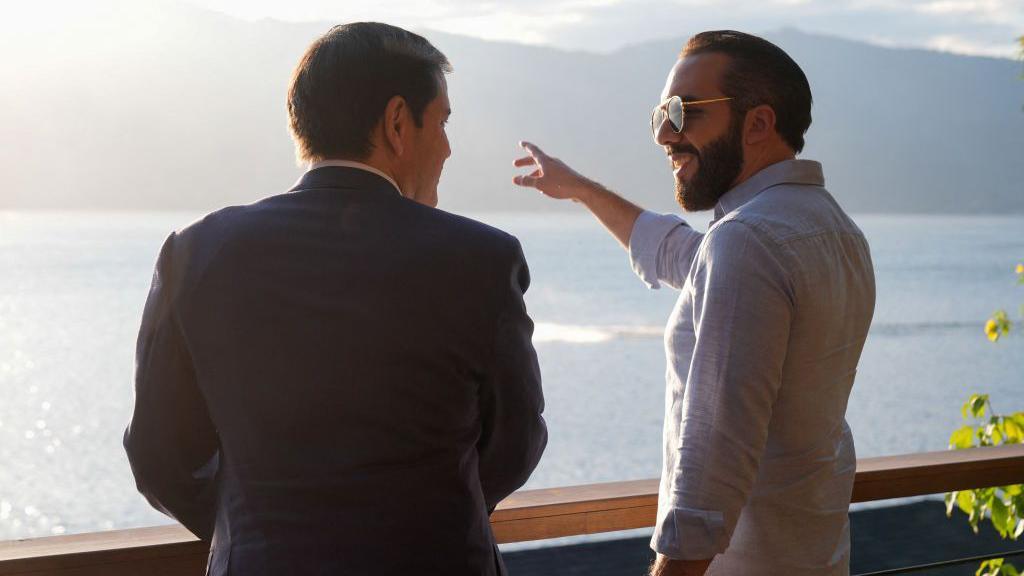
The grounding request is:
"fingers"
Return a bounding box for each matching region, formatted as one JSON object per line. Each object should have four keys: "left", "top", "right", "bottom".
{"left": 519, "top": 140, "right": 547, "bottom": 159}
{"left": 514, "top": 141, "right": 547, "bottom": 190}
{"left": 512, "top": 174, "right": 537, "bottom": 187}
{"left": 513, "top": 169, "right": 542, "bottom": 188}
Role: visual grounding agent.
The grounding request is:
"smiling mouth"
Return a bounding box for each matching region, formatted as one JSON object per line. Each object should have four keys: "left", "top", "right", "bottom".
{"left": 671, "top": 153, "right": 697, "bottom": 171}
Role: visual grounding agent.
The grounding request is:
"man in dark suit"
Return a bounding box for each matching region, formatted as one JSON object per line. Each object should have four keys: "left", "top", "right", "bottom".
{"left": 124, "top": 22, "right": 547, "bottom": 575}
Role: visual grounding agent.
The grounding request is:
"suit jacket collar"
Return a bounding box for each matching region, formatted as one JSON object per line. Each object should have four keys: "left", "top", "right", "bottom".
{"left": 289, "top": 166, "right": 403, "bottom": 198}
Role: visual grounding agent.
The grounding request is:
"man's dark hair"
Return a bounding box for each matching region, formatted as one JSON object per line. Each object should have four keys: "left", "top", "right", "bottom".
{"left": 683, "top": 30, "right": 812, "bottom": 153}
{"left": 287, "top": 22, "right": 452, "bottom": 163}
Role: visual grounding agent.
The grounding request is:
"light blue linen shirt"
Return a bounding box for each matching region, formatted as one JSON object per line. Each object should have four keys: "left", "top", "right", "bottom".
{"left": 629, "top": 159, "right": 876, "bottom": 575}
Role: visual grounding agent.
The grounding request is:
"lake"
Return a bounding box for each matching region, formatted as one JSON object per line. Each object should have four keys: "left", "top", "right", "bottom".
{"left": 0, "top": 210, "right": 1022, "bottom": 541}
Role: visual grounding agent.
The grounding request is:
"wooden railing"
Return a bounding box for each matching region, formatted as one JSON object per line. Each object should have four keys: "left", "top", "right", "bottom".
{"left": 2, "top": 445, "right": 1024, "bottom": 575}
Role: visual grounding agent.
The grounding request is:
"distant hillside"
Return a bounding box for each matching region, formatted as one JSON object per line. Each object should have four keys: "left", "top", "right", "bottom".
{"left": 1, "top": 1, "right": 1022, "bottom": 214}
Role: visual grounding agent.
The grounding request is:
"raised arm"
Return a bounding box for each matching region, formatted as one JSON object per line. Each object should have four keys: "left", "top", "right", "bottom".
{"left": 513, "top": 141, "right": 702, "bottom": 289}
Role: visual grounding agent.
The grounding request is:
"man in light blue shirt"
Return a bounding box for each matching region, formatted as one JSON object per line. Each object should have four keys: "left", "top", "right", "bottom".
{"left": 513, "top": 30, "right": 875, "bottom": 575}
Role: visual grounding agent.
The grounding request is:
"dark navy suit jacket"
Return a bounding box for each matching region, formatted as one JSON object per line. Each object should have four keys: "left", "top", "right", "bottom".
{"left": 124, "top": 167, "right": 547, "bottom": 575}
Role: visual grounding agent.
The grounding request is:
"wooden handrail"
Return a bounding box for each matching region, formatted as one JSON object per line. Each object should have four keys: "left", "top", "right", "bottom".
{"left": 2, "top": 445, "right": 1023, "bottom": 575}
{"left": 490, "top": 444, "right": 1024, "bottom": 543}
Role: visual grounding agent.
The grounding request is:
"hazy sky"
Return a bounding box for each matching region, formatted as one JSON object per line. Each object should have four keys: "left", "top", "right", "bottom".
{"left": 184, "top": 0, "right": 1024, "bottom": 58}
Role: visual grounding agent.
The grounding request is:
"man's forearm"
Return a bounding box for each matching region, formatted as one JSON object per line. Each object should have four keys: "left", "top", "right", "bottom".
{"left": 650, "top": 555, "right": 713, "bottom": 576}
{"left": 575, "top": 180, "right": 644, "bottom": 250}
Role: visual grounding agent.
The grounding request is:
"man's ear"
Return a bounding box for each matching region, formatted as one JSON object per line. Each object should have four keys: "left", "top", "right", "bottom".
{"left": 744, "top": 104, "right": 777, "bottom": 146}
{"left": 382, "top": 95, "right": 408, "bottom": 157}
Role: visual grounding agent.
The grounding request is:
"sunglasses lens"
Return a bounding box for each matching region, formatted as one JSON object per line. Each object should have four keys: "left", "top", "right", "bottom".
{"left": 668, "top": 97, "right": 683, "bottom": 132}
{"left": 651, "top": 107, "right": 666, "bottom": 136}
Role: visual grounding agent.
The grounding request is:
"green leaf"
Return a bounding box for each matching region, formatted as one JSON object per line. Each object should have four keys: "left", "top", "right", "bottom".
{"left": 960, "top": 490, "right": 978, "bottom": 516}
{"left": 992, "top": 497, "right": 1010, "bottom": 538}
{"left": 988, "top": 422, "right": 1004, "bottom": 446}
{"left": 979, "top": 559, "right": 1003, "bottom": 576}
{"left": 1004, "top": 418, "right": 1024, "bottom": 444}
{"left": 1013, "top": 413, "right": 1024, "bottom": 431}
{"left": 1013, "top": 492, "right": 1024, "bottom": 520}
{"left": 1014, "top": 518, "right": 1024, "bottom": 539}
{"left": 979, "top": 487, "right": 996, "bottom": 504}
{"left": 951, "top": 426, "right": 976, "bottom": 449}
{"left": 986, "top": 312, "right": 1012, "bottom": 342}
{"left": 971, "top": 395, "right": 991, "bottom": 419}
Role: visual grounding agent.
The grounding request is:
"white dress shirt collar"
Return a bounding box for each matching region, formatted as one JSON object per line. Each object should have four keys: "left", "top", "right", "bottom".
{"left": 307, "top": 159, "right": 403, "bottom": 197}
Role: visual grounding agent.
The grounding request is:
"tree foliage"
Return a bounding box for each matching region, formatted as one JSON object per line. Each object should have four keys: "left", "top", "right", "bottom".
{"left": 946, "top": 393, "right": 1024, "bottom": 539}
{"left": 946, "top": 263, "right": 1024, "bottom": 575}
{"left": 942, "top": 33, "right": 1023, "bottom": 576}
{"left": 985, "top": 265, "right": 1024, "bottom": 342}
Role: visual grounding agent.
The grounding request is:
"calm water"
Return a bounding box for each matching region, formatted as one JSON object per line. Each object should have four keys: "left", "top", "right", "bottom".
{"left": 0, "top": 210, "right": 1022, "bottom": 541}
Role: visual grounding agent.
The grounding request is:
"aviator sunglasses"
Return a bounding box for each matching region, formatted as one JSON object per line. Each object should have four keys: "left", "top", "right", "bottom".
{"left": 650, "top": 95, "right": 733, "bottom": 138}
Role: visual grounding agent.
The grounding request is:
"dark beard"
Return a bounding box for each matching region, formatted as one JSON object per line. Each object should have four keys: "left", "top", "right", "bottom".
{"left": 674, "top": 115, "right": 745, "bottom": 212}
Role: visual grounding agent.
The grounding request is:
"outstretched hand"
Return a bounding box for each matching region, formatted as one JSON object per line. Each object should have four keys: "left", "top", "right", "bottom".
{"left": 512, "top": 140, "right": 643, "bottom": 249}
{"left": 512, "top": 141, "right": 594, "bottom": 202}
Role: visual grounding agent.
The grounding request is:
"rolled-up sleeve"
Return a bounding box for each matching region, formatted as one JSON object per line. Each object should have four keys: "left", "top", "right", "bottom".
{"left": 628, "top": 210, "right": 704, "bottom": 290}
{"left": 651, "top": 221, "right": 794, "bottom": 559}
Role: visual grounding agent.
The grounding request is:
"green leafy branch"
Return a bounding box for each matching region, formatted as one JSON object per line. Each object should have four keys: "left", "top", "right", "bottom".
{"left": 947, "top": 261, "right": 1024, "bottom": 576}
{"left": 963, "top": 35, "right": 1024, "bottom": 576}
{"left": 984, "top": 264, "right": 1024, "bottom": 342}
{"left": 946, "top": 394, "right": 1024, "bottom": 539}
{"left": 978, "top": 557, "right": 1021, "bottom": 576}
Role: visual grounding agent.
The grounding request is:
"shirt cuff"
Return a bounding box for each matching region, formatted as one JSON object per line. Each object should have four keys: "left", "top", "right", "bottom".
{"left": 650, "top": 504, "right": 729, "bottom": 560}
{"left": 628, "top": 210, "right": 687, "bottom": 289}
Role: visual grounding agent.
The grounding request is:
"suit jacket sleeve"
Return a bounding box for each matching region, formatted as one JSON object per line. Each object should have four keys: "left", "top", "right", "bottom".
{"left": 477, "top": 238, "right": 548, "bottom": 512}
{"left": 123, "top": 231, "right": 219, "bottom": 541}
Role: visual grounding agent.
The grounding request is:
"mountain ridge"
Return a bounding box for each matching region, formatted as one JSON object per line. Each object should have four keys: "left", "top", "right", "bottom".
{"left": 1, "top": 1, "right": 1021, "bottom": 214}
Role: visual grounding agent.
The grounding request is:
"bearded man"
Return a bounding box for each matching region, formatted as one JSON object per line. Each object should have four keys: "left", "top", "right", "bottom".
{"left": 513, "top": 30, "right": 875, "bottom": 576}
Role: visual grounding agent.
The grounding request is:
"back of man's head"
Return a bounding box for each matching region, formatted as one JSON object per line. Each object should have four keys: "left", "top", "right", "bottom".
{"left": 287, "top": 22, "right": 452, "bottom": 165}
{"left": 683, "top": 30, "right": 812, "bottom": 154}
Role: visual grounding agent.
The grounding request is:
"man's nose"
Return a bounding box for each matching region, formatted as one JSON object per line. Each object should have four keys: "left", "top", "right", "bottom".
{"left": 654, "top": 118, "right": 683, "bottom": 148}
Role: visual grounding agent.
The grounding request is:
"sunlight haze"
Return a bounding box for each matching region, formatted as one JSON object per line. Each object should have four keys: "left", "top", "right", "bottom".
{"left": 181, "top": 0, "right": 1024, "bottom": 57}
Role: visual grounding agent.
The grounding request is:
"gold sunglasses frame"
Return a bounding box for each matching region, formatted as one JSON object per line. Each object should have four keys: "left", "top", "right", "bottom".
{"left": 651, "top": 96, "right": 733, "bottom": 138}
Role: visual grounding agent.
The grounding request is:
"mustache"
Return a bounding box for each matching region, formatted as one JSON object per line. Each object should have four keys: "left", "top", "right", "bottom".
{"left": 667, "top": 144, "right": 699, "bottom": 156}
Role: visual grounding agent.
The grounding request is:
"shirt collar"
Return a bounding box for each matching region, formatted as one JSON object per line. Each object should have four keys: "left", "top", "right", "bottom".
{"left": 306, "top": 159, "right": 403, "bottom": 197}
{"left": 713, "top": 159, "right": 825, "bottom": 221}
